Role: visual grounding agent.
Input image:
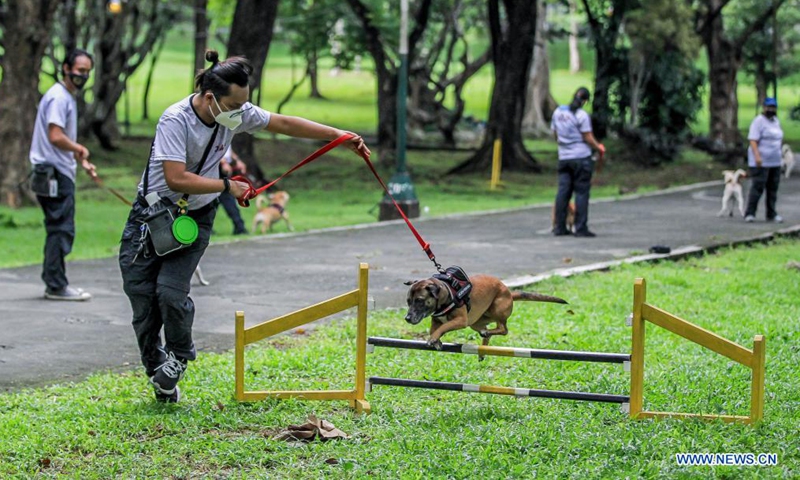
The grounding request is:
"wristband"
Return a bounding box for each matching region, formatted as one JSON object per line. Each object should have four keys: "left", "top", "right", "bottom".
{"left": 222, "top": 177, "right": 230, "bottom": 194}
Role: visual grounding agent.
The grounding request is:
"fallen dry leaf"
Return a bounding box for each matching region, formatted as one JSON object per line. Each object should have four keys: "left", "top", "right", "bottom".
{"left": 273, "top": 415, "right": 350, "bottom": 443}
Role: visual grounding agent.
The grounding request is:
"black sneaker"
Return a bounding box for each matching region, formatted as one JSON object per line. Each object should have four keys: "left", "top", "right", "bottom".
{"left": 154, "top": 385, "right": 181, "bottom": 403}
{"left": 150, "top": 352, "right": 187, "bottom": 396}
{"left": 552, "top": 230, "right": 571, "bottom": 236}
{"left": 574, "top": 230, "right": 597, "bottom": 238}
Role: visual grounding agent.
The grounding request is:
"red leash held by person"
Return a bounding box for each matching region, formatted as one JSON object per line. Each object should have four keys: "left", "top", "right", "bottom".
{"left": 231, "top": 133, "right": 445, "bottom": 273}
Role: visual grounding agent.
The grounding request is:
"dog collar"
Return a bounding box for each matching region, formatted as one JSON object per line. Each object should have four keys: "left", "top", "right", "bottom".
{"left": 269, "top": 203, "right": 285, "bottom": 214}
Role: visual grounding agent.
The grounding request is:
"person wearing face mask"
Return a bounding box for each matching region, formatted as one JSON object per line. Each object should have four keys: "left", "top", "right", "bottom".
{"left": 744, "top": 97, "right": 784, "bottom": 223}
{"left": 29, "top": 48, "right": 96, "bottom": 301}
{"left": 118, "top": 50, "right": 371, "bottom": 403}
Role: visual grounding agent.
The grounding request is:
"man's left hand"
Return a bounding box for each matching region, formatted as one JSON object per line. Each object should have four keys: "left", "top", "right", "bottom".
{"left": 82, "top": 159, "right": 97, "bottom": 179}
{"left": 338, "top": 131, "right": 371, "bottom": 160}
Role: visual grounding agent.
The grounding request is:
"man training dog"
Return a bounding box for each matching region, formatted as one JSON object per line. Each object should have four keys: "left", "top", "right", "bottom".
{"left": 404, "top": 266, "right": 567, "bottom": 358}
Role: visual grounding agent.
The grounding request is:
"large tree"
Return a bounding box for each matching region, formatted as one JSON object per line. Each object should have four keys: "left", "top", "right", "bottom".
{"left": 522, "top": 0, "right": 557, "bottom": 137}
{"left": 0, "top": 0, "right": 61, "bottom": 207}
{"left": 225, "top": 0, "right": 280, "bottom": 182}
{"left": 450, "top": 0, "right": 539, "bottom": 174}
{"left": 694, "top": 0, "right": 787, "bottom": 159}
{"left": 346, "top": 0, "right": 434, "bottom": 165}
{"left": 579, "top": 0, "right": 635, "bottom": 140}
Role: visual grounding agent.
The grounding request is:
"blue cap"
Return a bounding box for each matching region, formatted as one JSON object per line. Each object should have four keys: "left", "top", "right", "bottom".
{"left": 764, "top": 97, "right": 777, "bottom": 107}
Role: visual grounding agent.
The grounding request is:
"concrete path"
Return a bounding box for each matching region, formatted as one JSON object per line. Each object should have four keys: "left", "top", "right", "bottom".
{"left": 2, "top": 176, "right": 799, "bottom": 390}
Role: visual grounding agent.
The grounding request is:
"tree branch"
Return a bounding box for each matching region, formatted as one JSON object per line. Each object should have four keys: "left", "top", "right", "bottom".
{"left": 695, "top": 0, "right": 734, "bottom": 36}
{"left": 408, "top": 0, "right": 433, "bottom": 62}
{"left": 345, "top": 0, "right": 391, "bottom": 75}
{"left": 734, "top": 0, "right": 787, "bottom": 51}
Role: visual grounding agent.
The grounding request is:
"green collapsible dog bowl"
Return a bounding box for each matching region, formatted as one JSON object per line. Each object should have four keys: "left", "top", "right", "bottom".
{"left": 172, "top": 215, "right": 199, "bottom": 245}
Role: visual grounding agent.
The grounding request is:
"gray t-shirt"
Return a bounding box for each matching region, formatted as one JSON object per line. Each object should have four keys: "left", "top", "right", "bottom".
{"left": 747, "top": 114, "right": 783, "bottom": 167}
{"left": 551, "top": 106, "right": 592, "bottom": 160}
{"left": 29, "top": 83, "right": 78, "bottom": 182}
{"left": 138, "top": 95, "right": 271, "bottom": 210}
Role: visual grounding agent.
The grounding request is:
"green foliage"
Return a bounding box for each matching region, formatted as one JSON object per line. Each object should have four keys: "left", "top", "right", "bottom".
{"left": 1, "top": 240, "right": 799, "bottom": 476}
{"left": 625, "top": 0, "right": 700, "bottom": 60}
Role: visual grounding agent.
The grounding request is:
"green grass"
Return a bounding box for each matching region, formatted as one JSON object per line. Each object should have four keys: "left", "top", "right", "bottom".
{"left": 0, "top": 135, "right": 723, "bottom": 269}
{"left": 2, "top": 239, "right": 799, "bottom": 477}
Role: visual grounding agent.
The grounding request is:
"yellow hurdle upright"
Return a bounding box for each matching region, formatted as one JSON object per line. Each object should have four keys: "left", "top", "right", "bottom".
{"left": 629, "top": 278, "right": 766, "bottom": 425}
{"left": 234, "top": 263, "right": 371, "bottom": 413}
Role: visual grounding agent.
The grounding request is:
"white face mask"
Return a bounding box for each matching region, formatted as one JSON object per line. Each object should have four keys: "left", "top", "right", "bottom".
{"left": 209, "top": 96, "right": 246, "bottom": 130}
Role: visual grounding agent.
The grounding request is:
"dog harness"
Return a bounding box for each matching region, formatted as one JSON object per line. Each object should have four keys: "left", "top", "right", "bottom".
{"left": 269, "top": 203, "right": 285, "bottom": 214}
{"left": 432, "top": 266, "right": 473, "bottom": 318}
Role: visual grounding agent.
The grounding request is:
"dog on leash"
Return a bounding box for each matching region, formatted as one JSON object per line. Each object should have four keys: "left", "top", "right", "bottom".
{"left": 782, "top": 144, "right": 796, "bottom": 179}
{"left": 551, "top": 201, "right": 576, "bottom": 233}
{"left": 404, "top": 271, "right": 567, "bottom": 357}
{"left": 252, "top": 191, "right": 293, "bottom": 234}
{"left": 717, "top": 169, "right": 747, "bottom": 218}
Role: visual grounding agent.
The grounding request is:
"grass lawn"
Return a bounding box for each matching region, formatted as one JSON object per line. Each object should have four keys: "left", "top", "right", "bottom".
{"left": 1, "top": 239, "right": 798, "bottom": 477}
{"left": 0, "top": 134, "right": 724, "bottom": 269}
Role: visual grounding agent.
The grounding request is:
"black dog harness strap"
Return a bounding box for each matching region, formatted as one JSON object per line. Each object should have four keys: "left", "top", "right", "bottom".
{"left": 432, "top": 266, "right": 473, "bottom": 317}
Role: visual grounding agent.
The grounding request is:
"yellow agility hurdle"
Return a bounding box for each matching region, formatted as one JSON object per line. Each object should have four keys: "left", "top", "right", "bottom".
{"left": 629, "top": 278, "right": 766, "bottom": 425}
{"left": 234, "top": 263, "right": 371, "bottom": 413}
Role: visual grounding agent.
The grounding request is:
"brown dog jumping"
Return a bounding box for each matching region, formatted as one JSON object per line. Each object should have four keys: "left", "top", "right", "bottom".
{"left": 404, "top": 270, "right": 566, "bottom": 357}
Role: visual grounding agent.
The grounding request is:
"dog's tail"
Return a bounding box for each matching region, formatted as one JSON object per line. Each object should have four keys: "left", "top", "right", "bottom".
{"left": 256, "top": 194, "right": 267, "bottom": 210}
{"left": 511, "top": 291, "right": 568, "bottom": 304}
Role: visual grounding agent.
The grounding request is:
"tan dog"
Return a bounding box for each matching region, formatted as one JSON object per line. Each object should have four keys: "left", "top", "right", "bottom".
{"left": 252, "top": 191, "right": 293, "bottom": 233}
{"left": 551, "top": 201, "right": 576, "bottom": 233}
{"left": 404, "top": 274, "right": 567, "bottom": 355}
{"left": 717, "top": 169, "right": 747, "bottom": 217}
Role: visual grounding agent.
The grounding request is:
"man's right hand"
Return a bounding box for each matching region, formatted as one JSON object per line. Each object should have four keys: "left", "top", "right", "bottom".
{"left": 74, "top": 144, "right": 90, "bottom": 162}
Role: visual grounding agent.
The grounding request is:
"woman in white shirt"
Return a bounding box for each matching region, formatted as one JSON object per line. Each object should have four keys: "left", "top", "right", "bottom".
{"left": 745, "top": 97, "right": 784, "bottom": 223}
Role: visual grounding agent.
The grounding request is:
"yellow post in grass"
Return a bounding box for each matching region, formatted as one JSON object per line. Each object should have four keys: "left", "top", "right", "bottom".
{"left": 490, "top": 139, "right": 502, "bottom": 190}
{"left": 750, "top": 335, "right": 766, "bottom": 422}
{"left": 353, "top": 263, "right": 371, "bottom": 413}
{"left": 629, "top": 278, "right": 646, "bottom": 419}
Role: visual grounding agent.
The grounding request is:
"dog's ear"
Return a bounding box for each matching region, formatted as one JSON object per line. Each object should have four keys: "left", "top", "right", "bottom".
{"left": 426, "top": 283, "right": 440, "bottom": 299}
{"left": 403, "top": 280, "right": 419, "bottom": 286}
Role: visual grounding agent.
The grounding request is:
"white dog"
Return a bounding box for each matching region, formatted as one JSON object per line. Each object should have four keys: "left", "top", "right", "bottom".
{"left": 717, "top": 169, "right": 747, "bottom": 217}
{"left": 781, "top": 144, "right": 796, "bottom": 179}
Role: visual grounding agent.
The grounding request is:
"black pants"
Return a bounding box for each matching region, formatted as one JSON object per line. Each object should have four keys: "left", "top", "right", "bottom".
{"left": 745, "top": 166, "right": 781, "bottom": 219}
{"left": 218, "top": 191, "right": 247, "bottom": 234}
{"left": 119, "top": 199, "right": 216, "bottom": 376}
{"left": 555, "top": 156, "right": 594, "bottom": 234}
{"left": 37, "top": 171, "right": 75, "bottom": 292}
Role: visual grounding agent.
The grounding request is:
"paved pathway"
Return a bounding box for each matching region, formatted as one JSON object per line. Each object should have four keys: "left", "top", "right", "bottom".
{"left": 2, "top": 177, "right": 799, "bottom": 390}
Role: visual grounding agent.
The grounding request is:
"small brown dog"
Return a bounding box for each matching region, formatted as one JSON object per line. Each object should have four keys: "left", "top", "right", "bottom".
{"left": 404, "top": 273, "right": 566, "bottom": 355}
{"left": 252, "top": 191, "right": 293, "bottom": 233}
{"left": 551, "top": 201, "right": 576, "bottom": 233}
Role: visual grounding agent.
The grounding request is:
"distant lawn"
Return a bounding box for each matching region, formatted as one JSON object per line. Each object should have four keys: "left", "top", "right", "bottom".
{"left": 0, "top": 134, "right": 723, "bottom": 269}
{"left": 1, "top": 239, "right": 797, "bottom": 477}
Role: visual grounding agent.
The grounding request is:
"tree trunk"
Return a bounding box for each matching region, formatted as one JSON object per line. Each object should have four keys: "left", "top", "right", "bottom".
{"left": 193, "top": 0, "right": 209, "bottom": 84}
{"left": 451, "top": 0, "right": 539, "bottom": 174}
{"left": 226, "top": 0, "right": 280, "bottom": 181}
{"left": 143, "top": 34, "right": 166, "bottom": 121}
{"left": 704, "top": 11, "right": 742, "bottom": 156}
{"left": 0, "top": 0, "right": 61, "bottom": 207}
{"left": 568, "top": 0, "right": 581, "bottom": 74}
{"left": 308, "top": 49, "right": 324, "bottom": 99}
{"left": 754, "top": 60, "right": 767, "bottom": 116}
{"left": 522, "top": 0, "right": 556, "bottom": 137}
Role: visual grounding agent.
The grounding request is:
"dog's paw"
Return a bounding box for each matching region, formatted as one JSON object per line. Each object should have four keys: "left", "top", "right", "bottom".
{"left": 427, "top": 338, "right": 443, "bottom": 350}
{"left": 479, "top": 330, "right": 490, "bottom": 338}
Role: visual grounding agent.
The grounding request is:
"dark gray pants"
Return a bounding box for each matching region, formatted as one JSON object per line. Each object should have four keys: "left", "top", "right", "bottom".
{"left": 37, "top": 171, "right": 75, "bottom": 292}
{"left": 555, "top": 156, "right": 594, "bottom": 234}
{"left": 745, "top": 166, "right": 781, "bottom": 219}
{"left": 119, "top": 199, "right": 216, "bottom": 376}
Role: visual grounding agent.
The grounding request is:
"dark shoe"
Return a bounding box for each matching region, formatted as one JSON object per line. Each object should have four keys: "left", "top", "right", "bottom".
{"left": 154, "top": 385, "right": 181, "bottom": 403}
{"left": 44, "top": 286, "right": 92, "bottom": 301}
{"left": 150, "top": 352, "right": 187, "bottom": 395}
{"left": 233, "top": 229, "right": 249, "bottom": 236}
{"left": 574, "top": 230, "right": 596, "bottom": 238}
{"left": 552, "top": 230, "right": 571, "bottom": 236}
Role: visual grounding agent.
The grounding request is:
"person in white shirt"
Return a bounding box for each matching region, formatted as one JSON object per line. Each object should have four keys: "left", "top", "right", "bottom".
{"left": 118, "top": 50, "right": 370, "bottom": 403}
{"left": 29, "top": 49, "right": 96, "bottom": 301}
{"left": 745, "top": 97, "right": 784, "bottom": 223}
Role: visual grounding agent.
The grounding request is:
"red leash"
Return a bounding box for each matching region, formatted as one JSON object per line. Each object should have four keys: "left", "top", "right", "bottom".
{"left": 232, "top": 133, "right": 444, "bottom": 272}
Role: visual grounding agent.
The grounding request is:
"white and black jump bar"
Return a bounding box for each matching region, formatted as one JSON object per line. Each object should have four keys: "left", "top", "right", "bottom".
{"left": 367, "top": 336, "right": 631, "bottom": 364}
{"left": 368, "top": 377, "right": 630, "bottom": 404}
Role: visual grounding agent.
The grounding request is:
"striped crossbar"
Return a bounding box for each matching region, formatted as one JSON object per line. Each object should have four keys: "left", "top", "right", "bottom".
{"left": 367, "top": 337, "right": 630, "bottom": 364}
{"left": 368, "top": 377, "right": 630, "bottom": 404}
